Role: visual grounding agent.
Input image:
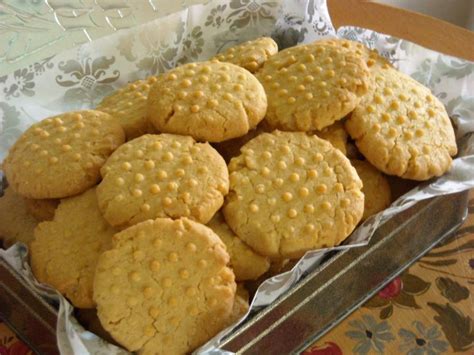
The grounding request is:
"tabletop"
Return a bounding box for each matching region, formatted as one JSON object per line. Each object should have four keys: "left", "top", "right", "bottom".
{"left": 1, "top": 188, "right": 472, "bottom": 354}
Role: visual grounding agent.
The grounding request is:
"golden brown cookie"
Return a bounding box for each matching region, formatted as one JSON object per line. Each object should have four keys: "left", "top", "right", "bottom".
{"left": 97, "top": 77, "right": 157, "bottom": 140}
{"left": 97, "top": 134, "right": 229, "bottom": 228}
{"left": 24, "top": 198, "right": 59, "bottom": 221}
{"left": 3, "top": 110, "right": 125, "bottom": 199}
{"left": 315, "top": 121, "right": 348, "bottom": 155}
{"left": 213, "top": 37, "right": 278, "bottom": 73}
{"left": 0, "top": 188, "right": 37, "bottom": 247}
{"left": 147, "top": 61, "right": 267, "bottom": 142}
{"left": 207, "top": 211, "right": 270, "bottom": 281}
{"left": 93, "top": 217, "right": 236, "bottom": 354}
{"left": 351, "top": 160, "right": 391, "bottom": 221}
{"left": 224, "top": 131, "right": 364, "bottom": 259}
{"left": 346, "top": 66, "right": 457, "bottom": 180}
{"left": 256, "top": 42, "right": 370, "bottom": 131}
{"left": 30, "top": 188, "right": 116, "bottom": 308}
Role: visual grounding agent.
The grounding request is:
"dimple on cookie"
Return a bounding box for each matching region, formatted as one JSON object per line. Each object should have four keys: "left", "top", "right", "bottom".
{"left": 223, "top": 131, "right": 364, "bottom": 259}
{"left": 212, "top": 37, "right": 278, "bottom": 73}
{"left": 0, "top": 188, "right": 37, "bottom": 248}
{"left": 256, "top": 42, "right": 370, "bottom": 131}
{"left": 345, "top": 66, "right": 457, "bottom": 180}
{"left": 93, "top": 217, "right": 236, "bottom": 354}
{"left": 30, "top": 188, "right": 116, "bottom": 308}
{"left": 351, "top": 160, "right": 391, "bottom": 221}
{"left": 147, "top": 61, "right": 267, "bottom": 142}
{"left": 3, "top": 110, "right": 125, "bottom": 199}
{"left": 207, "top": 211, "right": 270, "bottom": 281}
{"left": 97, "top": 77, "right": 157, "bottom": 140}
{"left": 96, "top": 134, "right": 229, "bottom": 228}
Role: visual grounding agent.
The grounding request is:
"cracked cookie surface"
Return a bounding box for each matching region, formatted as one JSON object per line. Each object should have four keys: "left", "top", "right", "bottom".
{"left": 30, "top": 188, "right": 116, "bottom": 308}
{"left": 351, "top": 160, "right": 391, "bottom": 221}
{"left": 97, "top": 134, "right": 229, "bottom": 228}
{"left": 212, "top": 37, "right": 278, "bottom": 73}
{"left": 147, "top": 61, "right": 267, "bottom": 142}
{"left": 256, "top": 42, "right": 370, "bottom": 131}
{"left": 0, "top": 188, "right": 37, "bottom": 247}
{"left": 207, "top": 211, "right": 270, "bottom": 281}
{"left": 93, "top": 217, "right": 236, "bottom": 354}
{"left": 3, "top": 110, "right": 125, "bottom": 199}
{"left": 346, "top": 66, "right": 457, "bottom": 180}
{"left": 223, "top": 131, "right": 364, "bottom": 259}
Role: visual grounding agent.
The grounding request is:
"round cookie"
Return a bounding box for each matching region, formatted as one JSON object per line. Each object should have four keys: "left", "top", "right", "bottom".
{"left": 351, "top": 160, "right": 391, "bottom": 221}
{"left": 345, "top": 66, "right": 457, "bottom": 180}
{"left": 223, "top": 131, "right": 364, "bottom": 259}
{"left": 97, "top": 134, "right": 229, "bottom": 228}
{"left": 207, "top": 211, "right": 270, "bottom": 281}
{"left": 147, "top": 61, "right": 267, "bottom": 142}
{"left": 3, "top": 110, "right": 125, "bottom": 199}
{"left": 93, "top": 217, "right": 236, "bottom": 354}
{"left": 30, "top": 188, "right": 116, "bottom": 308}
{"left": 0, "top": 188, "right": 38, "bottom": 248}
{"left": 212, "top": 37, "right": 278, "bottom": 73}
{"left": 24, "top": 198, "right": 59, "bottom": 221}
{"left": 315, "top": 121, "right": 348, "bottom": 155}
{"left": 256, "top": 42, "right": 370, "bottom": 131}
{"left": 97, "top": 77, "right": 157, "bottom": 140}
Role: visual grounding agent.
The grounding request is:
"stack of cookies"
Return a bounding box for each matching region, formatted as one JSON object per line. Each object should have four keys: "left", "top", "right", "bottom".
{"left": 0, "top": 37, "right": 457, "bottom": 354}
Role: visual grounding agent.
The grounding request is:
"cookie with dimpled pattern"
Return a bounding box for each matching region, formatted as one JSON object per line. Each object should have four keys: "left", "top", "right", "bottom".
{"left": 346, "top": 66, "right": 457, "bottom": 180}
{"left": 147, "top": 61, "right": 267, "bottom": 142}
{"left": 3, "top": 110, "right": 125, "bottom": 199}
{"left": 96, "top": 134, "right": 229, "bottom": 229}
{"left": 213, "top": 37, "right": 278, "bottom": 73}
{"left": 223, "top": 130, "right": 364, "bottom": 259}
{"left": 97, "top": 77, "right": 157, "bottom": 140}
{"left": 93, "top": 217, "right": 236, "bottom": 354}
{"left": 256, "top": 42, "right": 370, "bottom": 131}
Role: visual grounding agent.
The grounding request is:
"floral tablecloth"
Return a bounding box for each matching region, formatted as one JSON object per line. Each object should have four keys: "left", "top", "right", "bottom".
{"left": 1, "top": 190, "right": 472, "bottom": 354}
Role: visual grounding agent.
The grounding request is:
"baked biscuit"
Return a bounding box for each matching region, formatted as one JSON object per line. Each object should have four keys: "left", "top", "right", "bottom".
{"left": 93, "top": 217, "right": 236, "bottom": 354}
{"left": 3, "top": 110, "right": 125, "bottom": 199}
{"left": 256, "top": 42, "right": 370, "bottom": 131}
{"left": 147, "top": 61, "right": 267, "bottom": 142}
{"left": 346, "top": 66, "right": 457, "bottom": 180}
{"left": 351, "top": 160, "right": 391, "bottom": 221}
{"left": 315, "top": 121, "right": 348, "bottom": 155}
{"left": 24, "top": 198, "right": 59, "bottom": 221}
{"left": 0, "top": 188, "right": 37, "bottom": 247}
{"left": 224, "top": 131, "right": 364, "bottom": 259}
{"left": 228, "top": 284, "right": 250, "bottom": 325}
{"left": 207, "top": 211, "right": 270, "bottom": 281}
{"left": 97, "top": 77, "right": 157, "bottom": 140}
{"left": 30, "top": 188, "right": 116, "bottom": 308}
{"left": 97, "top": 134, "right": 229, "bottom": 228}
{"left": 213, "top": 37, "right": 278, "bottom": 73}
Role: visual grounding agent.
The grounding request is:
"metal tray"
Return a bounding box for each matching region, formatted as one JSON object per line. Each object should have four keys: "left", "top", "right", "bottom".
{"left": 0, "top": 191, "right": 468, "bottom": 354}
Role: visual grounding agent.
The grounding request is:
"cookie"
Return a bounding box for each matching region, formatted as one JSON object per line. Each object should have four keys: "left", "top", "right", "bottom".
{"left": 147, "top": 61, "right": 267, "bottom": 142}
{"left": 315, "top": 121, "right": 348, "bottom": 155}
{"left": 346, "top": 66, "right": 457, "bottom": 180}
{"left": 256, "top": 42, "right": 370, "bottom": 131}
{"left": 24, "top": 198, "right": 59, "bottom": 221}
{"left": 93, "top": 217, "right": 236, "bottom": 354}
{"left": 351, "top": 160, "right": 391, "bottom": 221}
{"left": 0, "top": 188, "right": 37, "bottom": 247}
{"left": 75, "top": 309, "right": 117, "bottom": 345}
{"left": 223, "top": 131, "right": 364, "bottom": 259}
{"left": 212, "top": 37, "right": 278, "bottom": 73}
{"left": 97, "top": 134, "right": 229, "bottom": 228}
{"left": 30, "top": 188, "right": 116, "bottom": 308}
{"left": 3, "top": 110, "right": 125, "bottom": 199}
{"left": 207, "top": 211, "right": 270, "bottom": 281}
{"left": 97, "top": 77, "right": 157, "bottom": 140}
{"left": 228, "top": 284, "right": 250, "bottom": 325}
